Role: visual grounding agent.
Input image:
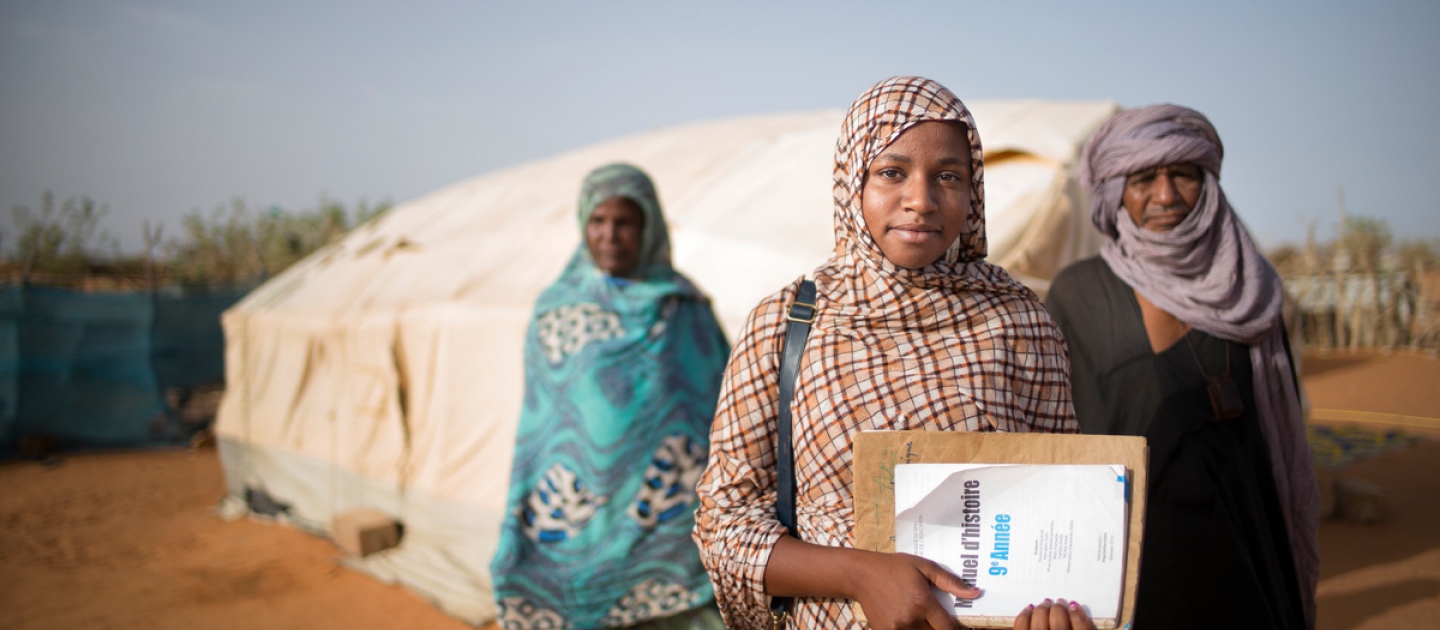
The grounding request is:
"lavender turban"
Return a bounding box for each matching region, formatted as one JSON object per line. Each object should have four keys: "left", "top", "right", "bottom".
{"left": 1081, "top": 104, "right": 1224, "bottom": 241}
{"left": 1080, "top": 104, "right": 1320, "bottom": 627}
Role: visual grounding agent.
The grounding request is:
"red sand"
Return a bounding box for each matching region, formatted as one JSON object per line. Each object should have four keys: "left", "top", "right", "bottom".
{"left": 1306, "top": 351, "right": 1440, "bottom": 629}
{"left": 0, "top": 450, "right": 470, "bottom": 630}
{"left": 1, "top": 350, "right": 1436, "bottom": 629}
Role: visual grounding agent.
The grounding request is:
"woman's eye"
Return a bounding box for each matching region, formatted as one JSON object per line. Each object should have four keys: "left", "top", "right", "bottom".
{"left": 875, "top": 167, "right": 901, "bottom": 179}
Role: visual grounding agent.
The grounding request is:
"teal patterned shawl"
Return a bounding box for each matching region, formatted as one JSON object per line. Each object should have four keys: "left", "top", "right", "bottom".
{"left": 491, "top": 164, "right": 729, "bottom": 629}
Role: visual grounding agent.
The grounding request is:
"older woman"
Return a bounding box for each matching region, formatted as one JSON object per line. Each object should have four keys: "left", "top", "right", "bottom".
{"left": 693, "top": 77, "right": 1092, "bottom": 630}
{"left": 491, "top": 164, "right": 729, "bottom": 630}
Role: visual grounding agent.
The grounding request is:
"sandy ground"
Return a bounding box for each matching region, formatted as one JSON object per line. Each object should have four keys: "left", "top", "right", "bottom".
{"left": 0, "top": 350, "right": 1436, "bottom": 630}
{"left": 0, "top": 449, "right": 472, "bottom": 630}
{"left": 1304, "top": 351, "right": 1440, "bottom": 629}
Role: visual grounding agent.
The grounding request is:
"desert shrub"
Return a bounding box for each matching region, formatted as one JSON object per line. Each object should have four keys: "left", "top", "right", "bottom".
{"left": 7, "top": 191, "right": 117, "bottom": 277}
{"left": 166, "top": 196, "right": 390, "bottom": 285}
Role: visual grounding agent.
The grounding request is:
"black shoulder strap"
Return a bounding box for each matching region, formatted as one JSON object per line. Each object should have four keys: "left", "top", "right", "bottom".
{"left": 770, "top": 279, "right": 815, "bottom": 626}
{"left": 775, "top": 279, "right": 815, "bottom": 534}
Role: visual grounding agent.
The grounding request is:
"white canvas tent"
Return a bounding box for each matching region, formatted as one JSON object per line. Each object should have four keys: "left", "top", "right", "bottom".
{"left": 215, "top": 101, "right": 1119, "bottom": 625}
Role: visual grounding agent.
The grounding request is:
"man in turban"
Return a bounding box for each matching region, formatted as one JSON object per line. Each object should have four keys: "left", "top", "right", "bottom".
{"left": 1045, "top": 104, "right": 1318, "bottom": 629}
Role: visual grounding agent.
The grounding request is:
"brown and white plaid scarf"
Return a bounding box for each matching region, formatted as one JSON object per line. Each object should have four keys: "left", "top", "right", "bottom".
{"left": 810, "top": 76, "right": 1076, "bottom": 436}
{"left": 695, "top": 76, "right": 1076, "bottom": 629}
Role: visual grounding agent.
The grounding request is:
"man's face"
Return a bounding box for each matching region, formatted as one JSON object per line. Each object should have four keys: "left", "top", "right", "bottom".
{"left": 585, "top": 196, "right": 644, "bottom": 277}
{"left": 860, "top": 121, "right": 974, "bottom": 269}
{"left": 1121, "top": 162, "right": 1203, "bottom": 232}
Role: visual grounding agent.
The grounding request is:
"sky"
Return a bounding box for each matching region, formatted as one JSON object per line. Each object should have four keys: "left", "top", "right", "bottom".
{"left": 2, "top": 0, "right": 1438, "bottom": 254}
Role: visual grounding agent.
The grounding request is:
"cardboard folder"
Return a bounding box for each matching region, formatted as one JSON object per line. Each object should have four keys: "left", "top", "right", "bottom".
{"left": 850, "top": 431, "right": 1148, "bottom": 629}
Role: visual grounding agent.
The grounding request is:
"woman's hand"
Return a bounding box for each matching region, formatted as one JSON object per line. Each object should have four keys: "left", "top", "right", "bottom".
{"left": 850, "top": 552, "right": 979, "bottom": 630}
{"left": 765, "top": 536, "right": 978, "bottom": 630}
{"left": 1013, "top": 599, "right": 1096, "bottom": 630}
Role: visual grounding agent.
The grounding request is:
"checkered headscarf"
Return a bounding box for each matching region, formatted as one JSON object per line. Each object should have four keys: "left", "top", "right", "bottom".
{"left": 812, "top": 76, "right": 1071, "bottom": 432}
{"left": 831, "top": 75, "right": 988, "bottom": 265}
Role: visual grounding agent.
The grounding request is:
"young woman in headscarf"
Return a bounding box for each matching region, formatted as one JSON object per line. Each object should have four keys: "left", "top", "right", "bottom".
{"left": 693, "top": 77, "right": 1092, "bottom": 630}
{"left": 491, "top": 163, "right": 730, "bottom": 630}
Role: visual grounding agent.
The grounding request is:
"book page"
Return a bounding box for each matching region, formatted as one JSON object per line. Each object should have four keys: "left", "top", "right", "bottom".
{"left": 895, "top": 464, "right": 1127, "bottom": 625}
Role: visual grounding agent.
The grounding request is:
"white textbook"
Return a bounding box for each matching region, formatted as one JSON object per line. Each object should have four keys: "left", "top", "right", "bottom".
{"left": 894, "top": 463, "right": 1128, "bottom": 626}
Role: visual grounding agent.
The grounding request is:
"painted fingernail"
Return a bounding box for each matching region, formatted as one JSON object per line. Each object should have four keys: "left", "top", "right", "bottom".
{"left": 1069, "top": 601, "right": 1079, "bottom": 610}
{"left": 1026, "top": 604, "right": 1034, "bottom": 611}
{"left": 1044, "top": 598, "right": 1053, "bottom": 604}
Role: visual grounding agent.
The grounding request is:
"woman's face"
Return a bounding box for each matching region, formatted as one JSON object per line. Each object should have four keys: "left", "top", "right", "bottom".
{"left": 860, "top": 121, "right": 973, "bottom": 269}
{"left": 586, "top": 196, "right": 645, "bottom": 277}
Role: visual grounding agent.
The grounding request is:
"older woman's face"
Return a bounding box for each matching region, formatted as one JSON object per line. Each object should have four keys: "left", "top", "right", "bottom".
{"left": 586, "top": 196, "right": 645, "bottom": 277}
{"left": 860, "top": 121, "right": 973, "bottom": 269}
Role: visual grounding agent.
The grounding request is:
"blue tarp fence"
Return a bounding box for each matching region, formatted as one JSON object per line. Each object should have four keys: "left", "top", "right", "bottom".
{"left": 0, "top": 284, "right": 251, "bottom": 453}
